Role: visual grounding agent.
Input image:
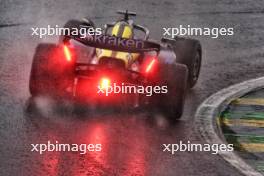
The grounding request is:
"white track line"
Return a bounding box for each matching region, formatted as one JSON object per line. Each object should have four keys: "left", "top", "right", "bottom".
{"left": 195, "top": 77, "right": 264, "bottom": 176}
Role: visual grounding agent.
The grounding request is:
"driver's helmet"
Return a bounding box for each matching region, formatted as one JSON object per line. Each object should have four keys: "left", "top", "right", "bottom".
{"left": 95, "top": 21, "right": 140, "bottom": 69}
{"left": 111, "top": 21, "right": 133, "bottom": 39}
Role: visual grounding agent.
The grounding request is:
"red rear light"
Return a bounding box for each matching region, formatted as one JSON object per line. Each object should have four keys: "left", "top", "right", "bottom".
{"left": 145, "top": 58, "right": 156, "bottom": 73}
{"left": 63, "top": 45, "right": 71, "bottom": 62}
{"left": 100, "top": 78, "right": 111, "bottom": 90}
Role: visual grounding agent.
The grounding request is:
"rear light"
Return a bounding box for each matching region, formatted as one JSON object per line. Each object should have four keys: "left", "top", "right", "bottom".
{"left": 63, "top": 45, "right": 71, "bottom": 62}
{"left": 145, "top": 57, "right": 156, "bottom": 73}
{"left": 100, "top": 78, "right": 111, "bottom": 90}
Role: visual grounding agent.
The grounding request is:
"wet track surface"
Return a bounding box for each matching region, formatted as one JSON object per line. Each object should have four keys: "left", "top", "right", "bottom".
{"left": 1, "top": 0, "right": 264, "bottom": 175}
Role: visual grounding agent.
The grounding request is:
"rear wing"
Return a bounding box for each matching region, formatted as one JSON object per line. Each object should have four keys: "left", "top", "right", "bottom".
{"left": 64, "top": 34, "right": 160, "bottom": 53}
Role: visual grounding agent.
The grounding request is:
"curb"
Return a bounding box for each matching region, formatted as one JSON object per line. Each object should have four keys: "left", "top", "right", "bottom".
{"left": 195, "top": 77, "right": 264, "bottom": 176}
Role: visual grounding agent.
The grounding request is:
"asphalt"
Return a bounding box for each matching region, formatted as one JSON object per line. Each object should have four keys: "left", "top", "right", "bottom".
{"left": 1, "top": 0, "right": 264, "bottom": 175}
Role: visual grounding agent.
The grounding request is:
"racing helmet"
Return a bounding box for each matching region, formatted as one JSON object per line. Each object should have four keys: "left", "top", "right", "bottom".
{"left": 94, "top": 21, "right": 139, "bottom": 68}
{"left": 111, "top": 21, "right": 133, "bottom": 39}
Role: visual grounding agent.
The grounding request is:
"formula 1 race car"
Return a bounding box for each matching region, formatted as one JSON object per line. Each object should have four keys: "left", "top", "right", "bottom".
{"left": 29, "top": 10, "right": 202, "bottom": 120}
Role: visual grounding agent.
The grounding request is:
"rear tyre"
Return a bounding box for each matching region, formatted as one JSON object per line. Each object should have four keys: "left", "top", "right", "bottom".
{"left": 157, "top": 63, "right": 188, "bottom": 120}
{"left": 172, "top": 38, "right": 202, "bottom": 88}
{"left": 29, "top": 44, "right": 74, "bottom": 97}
